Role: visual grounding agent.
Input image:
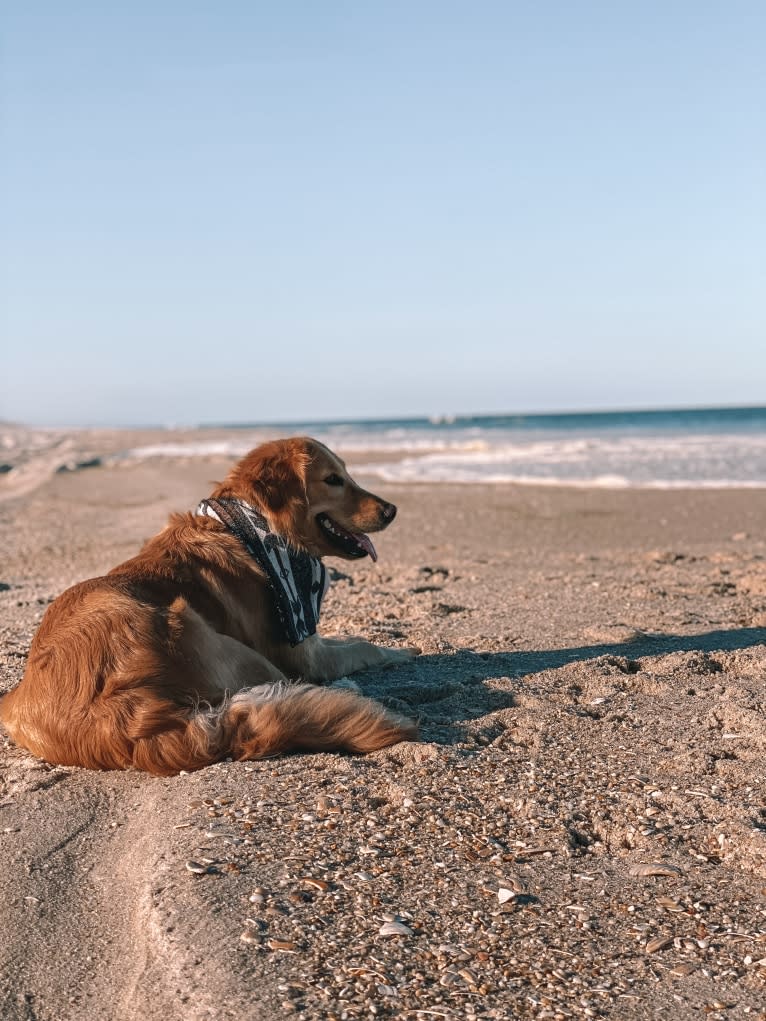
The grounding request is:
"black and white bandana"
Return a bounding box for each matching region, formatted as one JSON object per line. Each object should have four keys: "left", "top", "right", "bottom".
{"left": 195, "top": 497, "right": 328, "bottom": 646}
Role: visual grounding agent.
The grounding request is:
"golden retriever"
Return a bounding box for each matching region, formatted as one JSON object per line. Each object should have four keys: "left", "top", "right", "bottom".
{"left": 0, "top": 438, "right": 418, "bottom": 775}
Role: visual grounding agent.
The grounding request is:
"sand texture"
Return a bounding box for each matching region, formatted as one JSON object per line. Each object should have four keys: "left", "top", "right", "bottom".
{"left": 1, "top": 430, "right": 766, "bottom": 1020}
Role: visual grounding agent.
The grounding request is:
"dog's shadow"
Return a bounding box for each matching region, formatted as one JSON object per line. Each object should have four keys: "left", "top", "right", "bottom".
{"left": 359, "top": 626, "right": 766, "bottom": 745}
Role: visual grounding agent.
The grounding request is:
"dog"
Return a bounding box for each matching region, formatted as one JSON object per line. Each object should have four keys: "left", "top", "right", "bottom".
{"left": 0, "top": 438, "right": 418, "bottom": 775}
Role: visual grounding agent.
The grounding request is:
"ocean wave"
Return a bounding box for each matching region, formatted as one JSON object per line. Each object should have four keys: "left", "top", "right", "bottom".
{"left": 116, "top": 436, "right": 492, "bottom": 459}
{"left": 3, "top": 421, "right": 766, "bottom": 492}
{"left": 118, "top": 441, "right": 254, "bottom": 460}
{"left": 357, "top": 464, "right": 766, "bottom": 489}
{"left": 352, "top": 432, "right": 766, "bottom": 487}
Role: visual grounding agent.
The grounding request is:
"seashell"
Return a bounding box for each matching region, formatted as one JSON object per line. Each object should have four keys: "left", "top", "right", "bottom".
{"left": 497, "top": 888, "right": 516, "bottom": 905}
{"left": 184, "top": 860, "right": 210, "bottom": 874}
{"left": 645, "top": 935, "right": 673, "bottom": 953}
{"left": 267, "top": 938, "right": 298, "bottom": 952}
{"left": 378, "top": 921, "right": 414, "bottom": 936}
{"left": 302, "top": 877, "right": 329, "bottom": 892}
{"left": 656, "top": 896, "right": 681, "bottom": 911}
{"left": 629, "top": 863, "right": 682, "bottom": 878}
{"left": 437, "top": 944, "right": 462, "bottom": 956}
{"left": 670, "top": 962, "right": 696, "bottom": 976}
{"left": 240, "top": 930, "right": 260, "bottom": 944}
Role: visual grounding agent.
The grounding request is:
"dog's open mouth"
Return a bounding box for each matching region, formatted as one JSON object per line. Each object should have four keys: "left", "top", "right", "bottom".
{"left": 316, "top": 513, "right": 378, "bottom": 561}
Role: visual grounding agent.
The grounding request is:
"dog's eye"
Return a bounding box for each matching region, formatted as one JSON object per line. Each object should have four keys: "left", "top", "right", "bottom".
{"left": 324, "top": 473, "right": 344, "bottom": 487}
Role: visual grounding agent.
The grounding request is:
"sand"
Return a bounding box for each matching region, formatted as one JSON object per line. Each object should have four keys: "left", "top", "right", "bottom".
{"left": 1, "top": 429, "right": 765, "bottom": 1020}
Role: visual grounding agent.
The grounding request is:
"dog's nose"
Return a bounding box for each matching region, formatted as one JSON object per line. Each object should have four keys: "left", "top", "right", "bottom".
{"left": 380, "top": 501, "right": 397, "bottom": 523}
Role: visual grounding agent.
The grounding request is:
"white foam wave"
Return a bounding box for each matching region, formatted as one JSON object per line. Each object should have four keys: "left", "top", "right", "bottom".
{"left": 119, "top": 441, "right": 253, "bottom": 460}
{"left": 353, "top": 432, "right": 766, "bottom": 488}
{"left": 4, "top": 423, "right": 766, "bottom": 491}
{"left": 115, "top": 436, "right": 492, "bottom": 460}
{"left": 109, "top": 430, "right": 766, "bottom": 488}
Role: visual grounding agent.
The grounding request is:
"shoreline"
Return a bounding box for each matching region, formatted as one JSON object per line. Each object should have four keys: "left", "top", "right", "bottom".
{"left": 4, "top": 424, "right": 766, "bottom": 500}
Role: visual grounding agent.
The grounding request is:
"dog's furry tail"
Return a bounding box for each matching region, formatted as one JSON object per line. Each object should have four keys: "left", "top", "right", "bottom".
{"left": 131, "top": 683, "right": 417, "bottom": 776}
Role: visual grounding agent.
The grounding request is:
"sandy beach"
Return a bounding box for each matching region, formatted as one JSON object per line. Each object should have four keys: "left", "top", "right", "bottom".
{"left": 1, "top": 429, "right": 765, "bottom": 1020}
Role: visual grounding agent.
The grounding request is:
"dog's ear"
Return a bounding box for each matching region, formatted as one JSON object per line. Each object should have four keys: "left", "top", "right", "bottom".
{"left": 211, "top": 438, "right": 312, "bottom": 544}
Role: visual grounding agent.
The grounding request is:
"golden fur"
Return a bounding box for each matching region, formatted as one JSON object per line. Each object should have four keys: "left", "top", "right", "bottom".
{"left": 0, "top": 438, "right": 418, "bottom": 775}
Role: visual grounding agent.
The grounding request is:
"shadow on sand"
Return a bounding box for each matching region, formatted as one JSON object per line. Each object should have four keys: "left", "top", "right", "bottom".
{"left": 363, "top": 625, "right": 766, "bottom": 742}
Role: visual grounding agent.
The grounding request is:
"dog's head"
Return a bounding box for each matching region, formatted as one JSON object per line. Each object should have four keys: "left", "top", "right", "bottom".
{"left": 211, "top": 437, "right": 397, "bottom": 561}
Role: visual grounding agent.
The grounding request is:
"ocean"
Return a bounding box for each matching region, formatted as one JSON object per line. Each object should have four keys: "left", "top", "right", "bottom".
{"left": 191, "top": 406, "right": 766, "bottom": 489}
{"left": 5, "top": 407, "right": 766, "bottom": 490}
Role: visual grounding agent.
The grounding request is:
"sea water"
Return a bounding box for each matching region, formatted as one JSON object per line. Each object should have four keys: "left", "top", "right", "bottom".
{"left": 199, "top": 406, "right": 766, "bottom": 488}
{"left": 33, "top": 405, "right": 755, "bottom": 489}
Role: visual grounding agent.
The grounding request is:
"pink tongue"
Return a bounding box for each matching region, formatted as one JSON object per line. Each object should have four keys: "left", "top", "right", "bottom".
{"left": 355, "top": 532, "right": 378, "bottom": 562}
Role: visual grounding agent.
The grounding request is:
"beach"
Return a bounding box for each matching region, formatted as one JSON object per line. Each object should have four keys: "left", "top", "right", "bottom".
{"left": 1, "top": 428, "right": 766, "bottom": 1020}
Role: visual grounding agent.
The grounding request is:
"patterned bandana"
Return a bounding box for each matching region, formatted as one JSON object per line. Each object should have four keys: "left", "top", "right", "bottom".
{"left": 195, "top": 497, "right": 328, "bottom": 646}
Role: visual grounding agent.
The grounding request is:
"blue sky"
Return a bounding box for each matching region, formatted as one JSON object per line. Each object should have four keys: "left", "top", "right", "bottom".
{"left": 2, "top": 2, "right": 764, "bottom": 426}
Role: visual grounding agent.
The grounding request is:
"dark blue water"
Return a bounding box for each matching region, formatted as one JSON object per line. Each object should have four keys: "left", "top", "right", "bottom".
{"left": 211, "top": 405, "right": 766, "bottom": 437}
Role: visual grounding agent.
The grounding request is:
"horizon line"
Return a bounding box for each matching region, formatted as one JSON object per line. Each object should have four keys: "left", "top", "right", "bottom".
{"left": 7, "top": 402, "right": 766, "bottom": 432}
{"left": 202, "top": 402, "right": 766, "bottom": 430}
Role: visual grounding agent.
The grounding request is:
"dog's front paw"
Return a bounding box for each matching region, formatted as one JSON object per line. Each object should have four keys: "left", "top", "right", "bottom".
{"left": 382, "top": 646, "right": 420, "bottom": 669}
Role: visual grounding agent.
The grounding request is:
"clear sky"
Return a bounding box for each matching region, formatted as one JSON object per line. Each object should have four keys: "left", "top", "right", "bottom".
{"left": 2, "top": 2, "right": 764, "bottom": 427}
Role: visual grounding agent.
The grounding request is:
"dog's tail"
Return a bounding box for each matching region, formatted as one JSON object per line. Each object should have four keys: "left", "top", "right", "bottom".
{"left": 130, "top": 683, "right": 417, "bottom": 776}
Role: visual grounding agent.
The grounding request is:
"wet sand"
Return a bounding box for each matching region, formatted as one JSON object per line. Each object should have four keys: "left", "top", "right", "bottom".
{"left": 1, "top": 430, "right": 765, "bottom": 1020}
